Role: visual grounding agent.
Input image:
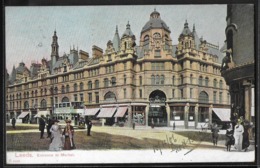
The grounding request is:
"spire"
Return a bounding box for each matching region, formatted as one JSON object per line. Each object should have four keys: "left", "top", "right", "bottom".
{"left": 122, "top": 21, "right": 134, "bottom": 38}
{"left": 126, "top": 21, "right": 130, "bottom": 29}
{"left": 113, "top": 25, "right": 120, "bottom": 52}
{"left": 184, "top": 20, "right": 188, "bottom": 28}
{"left": 181, "top": 20, "right": 192, "bottom": 36}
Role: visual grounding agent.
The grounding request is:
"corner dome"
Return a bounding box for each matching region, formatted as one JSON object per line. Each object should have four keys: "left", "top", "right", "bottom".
{"left": 141, "top": 9, "right": 171, "bottom": 33}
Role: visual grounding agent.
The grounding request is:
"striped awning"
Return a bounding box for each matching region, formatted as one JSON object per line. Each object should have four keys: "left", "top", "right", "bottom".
{"left": 97, "top": 107, "right": 117, "bottom": 118}
{"left": 114, "top": 107, "right": 128, "bottom": 117}
{"left": 17, "top": 112, "right": 29, "bottom": 119}
{"left": 84, "top": 108, "right": 100, "bottom": 116}
{"left": 34, "top": 111, "right": 49, "bottom": 118}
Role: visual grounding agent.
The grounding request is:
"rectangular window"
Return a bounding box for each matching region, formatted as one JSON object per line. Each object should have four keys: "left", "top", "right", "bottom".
{"left": 172, "top": 89, "right": 175, "bottom": 98}
{"left": 74, "top": 94, "right": 78, "bottom": 102}
{"left": 190, "top": 88, "right": 193, "bottom": 98}
{"left": 88, "top": 93, "right": 92, "bottom": 103}
{"left": 132, "top": 89, "right": 135, "bottom": 99}
{"left": 227, "top": 93, "right": 230, "bottom": 104}
{"left": 213, "top": 91, "right": 217, "bottom": 103}
{"left": 180, "top": 89, "right": 183, "bottom": 99}
{"left": 124, "top": 62, "right": 127, "bottom": 70}
{"left": 95, "top": 92, "right": 99, "bottom": 104}
{"left": 139, "top": 89, "right": 142, "bottom": 98}
{"left": 219, "top": 92, "right": 222, "bottom": 104}
{"left": 124, "top": 89, "right": 126, "bottom": 99}
{"left": 80, "top": 94, "right": 84, "bottom": 102}
{"left": 139, "top": 76, "right": 142, "bottom": 86}
{"left": 155, "top": 50, "right": 161, "bottom": 57}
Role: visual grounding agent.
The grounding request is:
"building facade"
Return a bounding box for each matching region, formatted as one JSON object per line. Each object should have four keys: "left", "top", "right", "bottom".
{"left": 221, "top": 4, "right": 255, "bottom": 127}
{"left": 6, "top": 10, "right": 230, "bottom": 128}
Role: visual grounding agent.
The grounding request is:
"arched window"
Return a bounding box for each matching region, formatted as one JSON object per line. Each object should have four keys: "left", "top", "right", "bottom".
{"left": 144, "top": 35, "right": 149, "bottom": 48}
{"left": 160, "top": 75, "right": 165, "bottom": 85}
{"left": 180, "top": 75, "right": 184, "bottom": 85}
{"left": 199, "top": 91, "right": 209, "bottom": 103}
{"left": 111, "top": 77, "right": 116, "bottom": 86}
{"left": 219, "top": 80, "right": 223, "bottom": 89}
{"left": 95, "top": 80, "right": 99, "bottom": 89}
{"left": 172, "top": 76, "right": 175, "bottom": 85}
{"left": 66, "top": 85, "right": 70, "bottom": 92}
{"left": 190, "top": 74, "right": 193, "bottom": 84}
{"left": 27, "top": 92, "right": 29, "bottom": 98}
{"left": 80, "top": 82, "right": 84, "bottom": 91}
{"left": 124, "top": 75, "right": 127, "bottom": 85}
{"left": 31, "top": 91, "right": 34, "bottom": 97}
{"left": 35, "top": 90, "right": 38, "bottom": 97}
{"left": 62, "top": 97, "right": 69, "bottom": 102}
{"left": 104, "top": 78, "right": 109, "bottom": 87}
{"left": 151, "top": 75, "right": 155, "bottom": 85}
{"left": 214, "top": 79, "right": 218, "bottom": 88}
{"left": 24, "top": 101, "right": 29, "bottom": 109}
{"left": 44, "top": 88, "right": 47, "bottom": 95}
{"left": 199, "top": 76, "right": 203, "bottom": 86}
{"left": 88, "top": 81, "right": 92, "bottom": 90}
{"left": 104, "top": 91, "right": 116, "bottom": 101}
{"left": 205, "top": 77, "right": 209, "bottom": 87}
{"left": 153, "top": 32, "right": 161, "bottom": 38}
{"left": 74, "top": 83, "right": 78, "bottom": 91}
{"left": 40, "top": 99, "right": 47, "bottom": 108}
{"left": 61, "top": 85, "right": 65, "bottom": 93}
{"left": 139, "top": 76, "right": 142, "bottom": 85}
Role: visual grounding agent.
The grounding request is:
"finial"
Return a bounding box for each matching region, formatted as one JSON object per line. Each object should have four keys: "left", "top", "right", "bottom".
{"left": 154, "top": 7, "right": 156, "bottom": 11}
{"left": 126, "top": 21, "right": 130, "bottom": 29}
{"left": 193, "top": 24, "right": 195, "bottom": 32}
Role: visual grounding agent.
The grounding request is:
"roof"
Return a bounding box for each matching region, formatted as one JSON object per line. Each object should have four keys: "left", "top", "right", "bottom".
{"left": 112, "top": 26, "right": 120, "bottom": 52}
{"left": 141, "top": 10, "right": 170, "bottom": 33}
{"left": 135, "top": 46, "right": 145, "bottom": 59}
{"left": 122, "top": 22, "right": 134, "bottom": 38}
{"left": 206, "top": 44, "right": 225, "bottom": 64}
{"left": 180, "top": 21, "right": 192, "bottom": 36}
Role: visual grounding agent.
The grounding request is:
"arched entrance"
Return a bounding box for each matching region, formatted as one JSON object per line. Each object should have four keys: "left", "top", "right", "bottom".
{"left": 148, "top": 90, "right": 167, "bottom": 127}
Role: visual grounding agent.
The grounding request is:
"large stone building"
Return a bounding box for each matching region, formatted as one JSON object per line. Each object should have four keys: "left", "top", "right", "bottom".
{"left": 221, "top": 4, "right": 255, "bottom": 127}
{"left": 6, "top": 9, "right": 230, "bottom": 128}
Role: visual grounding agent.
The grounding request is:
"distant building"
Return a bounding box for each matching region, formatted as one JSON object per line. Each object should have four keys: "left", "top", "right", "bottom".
{"left": 6, "top": 9, "right": 229, "bottom": 128}
{"left": 221, "top": 4, "right": 255, "bottom": 125}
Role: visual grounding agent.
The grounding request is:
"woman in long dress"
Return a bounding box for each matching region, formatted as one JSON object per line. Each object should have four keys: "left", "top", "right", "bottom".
{"left": 49, "top": 120, "right": 63, "bottom": 151}
{"left": 234, "top": 119, "right": 244, "bottom": 151}
{"left": 225, "top": 124, "right": 234, "bottom": 151}
{"left": 62, "top": 119, "right": 76, "bottom": 150}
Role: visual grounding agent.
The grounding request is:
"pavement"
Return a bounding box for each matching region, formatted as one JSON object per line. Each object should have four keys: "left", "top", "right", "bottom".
{"left": 5, "top": 123, "right": 256, "bottom": 164}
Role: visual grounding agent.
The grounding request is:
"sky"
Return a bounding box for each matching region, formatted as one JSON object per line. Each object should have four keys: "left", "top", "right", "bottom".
{"left": 5, "top": 5, "right": 227, "bottom": 73}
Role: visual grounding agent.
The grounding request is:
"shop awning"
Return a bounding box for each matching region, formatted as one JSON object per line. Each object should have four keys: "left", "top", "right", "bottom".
{"left": 17, "top": 112, "right": 29, "bottom": 119}
{"left": 34, "top": 111, "right": 49, "bottom": 118}
{"left": 114, "top": 107, "right": 128, "bottom": 117}
{"left": 85, "top": 108, "right": 100, "bottom": 116}
{"left": 213, "top": 108, "right": 231, "bottom": 121}
{"left": 97, "top": 107, "right": 117, "bottom": 118}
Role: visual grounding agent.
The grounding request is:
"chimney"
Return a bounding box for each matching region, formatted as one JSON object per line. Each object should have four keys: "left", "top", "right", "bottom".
{"left": 92, "top": 45, "right": 103, "bottom": 58}
{"left": 79, "top": 50, "right": 89, "bottom": 60}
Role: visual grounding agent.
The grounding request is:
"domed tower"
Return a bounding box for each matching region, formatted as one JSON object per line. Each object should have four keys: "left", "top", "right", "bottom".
{"left": 120, "top": 21, "right": 136, "bottom": 52}
{"left": 177, "top": 20, "right": 196, "bottom": 52}
{"left": 140, "top": 9, "right": 172, "bottom": 55}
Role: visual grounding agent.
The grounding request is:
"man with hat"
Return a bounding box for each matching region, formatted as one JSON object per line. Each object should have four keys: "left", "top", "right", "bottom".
{"left": 39, "top": 115, "right": 46, "bottom": 139}
{"left": 234, "top": 119, "right": 244, "bottom": 151}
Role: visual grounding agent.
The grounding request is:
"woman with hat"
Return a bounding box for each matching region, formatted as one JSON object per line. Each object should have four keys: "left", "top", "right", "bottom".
{"left": 62, "top": 119, "right": 75, "bottom": 150}
{"left": 49, "top": 119, "right": 63, "bottom": 151}
{"left": 234, "top": 119, "right": 244, "bottom": 151}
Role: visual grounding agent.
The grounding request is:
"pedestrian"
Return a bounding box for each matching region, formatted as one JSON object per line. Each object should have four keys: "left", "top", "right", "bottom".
{"left": 234, "top": 119, "right": 244, "bottom": 151}
{"left": 132, "top": 121, "right": 135, "bottom": 130}
{"left": 87, "top": 120, "right": 92, "bottom": 136}
{"left": 49, "top": 120, "right": 63, "bottom": 151}
{"left": 47, "top": 117, "right": 54, "bottom": 138}
{"left": 11, "top": 117, "right": 16, "bottom": 129}
{"left": 173, "top": 122, "right": 175, "bottom": 130}
{"left": 242, "top": 119, "right": 251, "bottom": 152}
{"left": 225, "top": 124, "right": 234, "bottom": 151}
{"left": 39, "top": 115, "right": 46, "bottom": 139}
{"left": 62, "top": 119, "right": 75, "bottom": 150}
{"left": 211, "top": 123, "right": 219, "bottom": 146}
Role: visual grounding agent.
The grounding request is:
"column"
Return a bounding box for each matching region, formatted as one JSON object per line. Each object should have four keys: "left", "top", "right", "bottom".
{"left": 166, "top": 104, "right": 170, "bottom": 127}
{"left": 244, "top": 85, "right": 251, "bottom": 121}
{"left": 184, "top": 103, "right": 190, "bottom": 129}
{"left": 128, "top": 105, "right": 132, "bottom": 127}
{"left": 195, "top": 103, "right": 199, "bottom": 129}
{"left": 209, "top": 104, "right": 213, "bottom": 125}
{"left": 145, "top": 104, "right": 149, "bottom": 127}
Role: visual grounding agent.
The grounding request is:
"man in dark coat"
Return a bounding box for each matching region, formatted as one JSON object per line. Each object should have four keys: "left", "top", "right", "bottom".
{"left": 11, "top": 117, "right": 16, "bottom": 129}
{"left": 87, "top": 120, "right": 92, "bottom": 136}
{"left": 39, "top": 115, "right": 46, "bottom": 139}
{"left": 47, "top": 117, "right": 54, "bottom": 138}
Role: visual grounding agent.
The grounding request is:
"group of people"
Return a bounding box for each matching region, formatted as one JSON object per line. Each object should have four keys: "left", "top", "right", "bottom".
{"left": 39, "top": 115, "right": 76, "bottom": 151}
{"left": 211, "top": 117, "right": 252, "bottom": 152}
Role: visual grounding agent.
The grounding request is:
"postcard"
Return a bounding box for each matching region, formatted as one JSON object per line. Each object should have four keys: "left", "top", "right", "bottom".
{"left": 4, "top": 3, "right": 257, "bottom": 166}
